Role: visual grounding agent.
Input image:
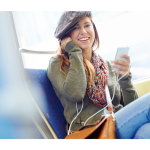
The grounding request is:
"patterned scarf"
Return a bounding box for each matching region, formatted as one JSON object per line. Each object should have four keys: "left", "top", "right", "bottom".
{"left": 86, "top": 53, "right": 109, "bottom": 108}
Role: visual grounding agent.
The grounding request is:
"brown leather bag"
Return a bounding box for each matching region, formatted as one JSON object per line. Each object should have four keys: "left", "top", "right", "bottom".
{"left": 65, "top": 85, "right": 116, "bottom": 139}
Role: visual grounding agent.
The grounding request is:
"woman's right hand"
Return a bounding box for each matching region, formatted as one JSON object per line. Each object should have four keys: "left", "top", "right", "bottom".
{"left": 60, "top": 37, "right": 72, "bottom": 50}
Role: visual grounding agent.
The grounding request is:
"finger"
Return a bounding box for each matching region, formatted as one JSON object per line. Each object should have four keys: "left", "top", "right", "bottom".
{"left": 111, "top": 64, "right": 129, "bottom": 71}
{"left": 120, "top": 55, "right": 130, "bottom": 63}
{"left": 113, "top": 58, "right": 129, "bottom": 64}
{"left": 62, "top": 37, "right": 71, "bottom": 44}
{"left": 61, "top": 37, "right": 72, "bottom": 49}
{"left": 112, "top": 70, "right": 129, "bottom": 76}
{"left": 61, "top": 38, "right": 68, "bottom": 45}
{"left": 112, "top": 60, "right": 129, "bottom": 67}
{"left": 113, "top": 55, "right": 130, "bottom": 65}
{"left": 120, "top": 54, "right": 129, "bottom": 58}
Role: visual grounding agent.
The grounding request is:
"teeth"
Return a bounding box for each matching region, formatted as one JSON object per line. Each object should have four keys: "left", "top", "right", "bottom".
{"left": 79, "top": 37, "right": 89, "bottom": 41}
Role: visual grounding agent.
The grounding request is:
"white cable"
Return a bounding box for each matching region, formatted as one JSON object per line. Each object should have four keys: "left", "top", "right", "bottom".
{"left": 69, "top": 47, "right": 131, "bottom": 130}
{"left": 84, "top": 66, "right": 130, "bottom": 125}
{"left": 76, "top": 102, "right": 78, "bottom": 114}
{"left": 68, "top": 100, "right": 84, "bottom": 135}
{"left": 68, "top": 67, "right": 130, "bottom": 133}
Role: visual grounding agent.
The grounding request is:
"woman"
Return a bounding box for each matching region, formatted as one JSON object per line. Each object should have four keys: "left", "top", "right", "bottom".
{"left": 47, "top": 11, "right": 150, "bottom": 139}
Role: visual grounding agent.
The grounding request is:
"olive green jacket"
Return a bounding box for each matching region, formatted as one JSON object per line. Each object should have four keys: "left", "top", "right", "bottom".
{"left": 47, "top": 41, "right": 138, "bottom": 131}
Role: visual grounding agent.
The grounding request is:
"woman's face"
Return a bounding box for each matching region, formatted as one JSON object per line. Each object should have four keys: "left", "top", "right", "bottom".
{"left": 70, "top": 16, "right": 95, "bottom": 52}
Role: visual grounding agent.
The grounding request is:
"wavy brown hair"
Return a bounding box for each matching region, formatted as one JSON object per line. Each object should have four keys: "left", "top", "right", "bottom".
{"left": 56, "top": 17, "right": 100, "bottom": 86}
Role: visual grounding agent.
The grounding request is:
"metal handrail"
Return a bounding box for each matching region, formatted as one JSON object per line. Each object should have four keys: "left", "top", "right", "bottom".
{"left": 19, "top": 48, "right": 55, "bottom": 54}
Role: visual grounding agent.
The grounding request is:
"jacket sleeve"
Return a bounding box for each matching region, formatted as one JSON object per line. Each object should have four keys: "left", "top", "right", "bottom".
{"left": 119, "top": 72, "right": 139, "bottom": 105}
{"left": 47, "top": 41, "right": 87, "bottom": 102}
{"left": 105, "top": 59, "right": 138, "bottom": 107}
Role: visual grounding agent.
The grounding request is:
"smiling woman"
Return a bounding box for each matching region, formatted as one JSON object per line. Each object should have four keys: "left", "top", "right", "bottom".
{"left": 55, "top": 14, "right": 100, "bottom": 84}
{"left": 69, "top": 17, "right": 95, "bottom": 55}
{"left": 3, "top": 10, "right": 148, "bottom": 139}
{"left": 47, "top": 11, "right": 150, "bottom": 139}
{"left": 46, "top": 11, "right": 150, "bottom": 139}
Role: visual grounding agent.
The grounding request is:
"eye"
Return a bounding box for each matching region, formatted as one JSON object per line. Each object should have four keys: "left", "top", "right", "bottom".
{"left": 73, "top": 27, "right": 78, "bottom": 30}
{"left": 85, "top": 25, "right": 90, "bottom": 27}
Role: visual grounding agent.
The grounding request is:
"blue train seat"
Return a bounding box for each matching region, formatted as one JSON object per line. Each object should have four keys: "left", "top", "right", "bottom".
{"left": 24, "top": 69, "right": 67, "bottom": 139}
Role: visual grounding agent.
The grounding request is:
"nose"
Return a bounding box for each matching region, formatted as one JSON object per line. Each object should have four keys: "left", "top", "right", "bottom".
{"left": 80, "top": 27, "right": 87, "bottom": 34}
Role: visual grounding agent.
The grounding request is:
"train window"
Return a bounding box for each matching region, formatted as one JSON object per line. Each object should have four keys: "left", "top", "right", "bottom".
{"left": 12, "top": 11, "right": 150, "bottom": 81}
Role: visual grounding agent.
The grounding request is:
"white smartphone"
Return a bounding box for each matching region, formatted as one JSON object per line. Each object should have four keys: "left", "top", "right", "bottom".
{"left": 113, "top": 47, "right": 129, "bottom": 71}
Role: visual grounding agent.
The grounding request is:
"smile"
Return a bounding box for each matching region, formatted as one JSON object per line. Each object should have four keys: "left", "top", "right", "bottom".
{"left": 78, "top": 37, "right": 90, "bottom": 41}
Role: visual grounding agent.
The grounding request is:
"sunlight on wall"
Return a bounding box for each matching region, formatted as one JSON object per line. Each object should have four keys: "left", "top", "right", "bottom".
{"left": 22, "top": 53, "right": 54, "bottom": 69}
{"left": 96, "top": 12, "right": 150, "bottom": 58}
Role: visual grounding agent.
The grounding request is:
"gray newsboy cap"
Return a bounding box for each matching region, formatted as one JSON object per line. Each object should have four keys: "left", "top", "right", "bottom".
{"left": 54, "top": 11, "right": 92, "bottom": 40}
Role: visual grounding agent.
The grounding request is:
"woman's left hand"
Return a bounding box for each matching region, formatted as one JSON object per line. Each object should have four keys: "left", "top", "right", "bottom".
{"left": 111, "top": 55, "right": 130, "bottom": 77}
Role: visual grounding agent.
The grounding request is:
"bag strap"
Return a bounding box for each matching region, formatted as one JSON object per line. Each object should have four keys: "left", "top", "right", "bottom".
{"left": 68, "top": 85, "right": 114, "bottom": 134}
{"left": 105, "top": 85, "right": 113, "bottom": 114}
{"left": 77, "top": 116, "right": 106, "bottom": 131}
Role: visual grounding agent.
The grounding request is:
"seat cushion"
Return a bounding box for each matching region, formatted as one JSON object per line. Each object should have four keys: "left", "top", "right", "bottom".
{"left": 24, "top": 69, "right": 67, "bottom": 139}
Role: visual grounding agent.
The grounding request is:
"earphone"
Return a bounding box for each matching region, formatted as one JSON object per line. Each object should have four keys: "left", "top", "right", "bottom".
{"left": 68, "top": 100, "right": 84, "bottom": 135}
{"left": 68, "top": 48, "right": 131, "bottom": 135}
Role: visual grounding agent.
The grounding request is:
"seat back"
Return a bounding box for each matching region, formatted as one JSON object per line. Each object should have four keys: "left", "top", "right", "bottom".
{"left": 24, "top": 69, "right": 67, "bottom": 139}
{"left": 133, "top": 77, "right": 150, "bottom": 97}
